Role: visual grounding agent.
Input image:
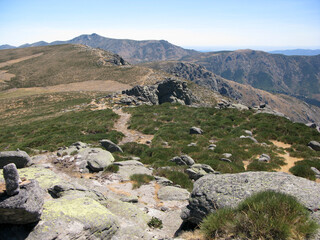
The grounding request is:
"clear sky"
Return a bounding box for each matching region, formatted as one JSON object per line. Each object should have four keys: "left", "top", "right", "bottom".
{"left": 0, "top": 0, "right": 319, "bottom": 51}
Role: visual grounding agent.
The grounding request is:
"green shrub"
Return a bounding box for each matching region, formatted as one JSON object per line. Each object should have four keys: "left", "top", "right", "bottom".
{"left": 130, "top": 174, "right": 154, "bottom": 189}
{"left": 147, "top": 217, "right": 163, "bottom": 229}
{"left": 200, "top": 191, "right": 318, "bottom": 240}
{"left": 104, "top": 164, "right": 119, "bottom": 173}
{"left": 153, "top": 168, "right": 193, "bottom": 191}
{"left": 290, "top": 165, "right": 316, "bottom": 180}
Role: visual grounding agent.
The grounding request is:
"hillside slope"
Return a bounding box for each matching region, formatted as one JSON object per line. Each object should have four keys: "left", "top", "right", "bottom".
{"left": 180, "top": 49, "right": 320, "bottom": 104}
{"left": 0, "top": 44, "right": 169, "bottom": 91}
{"left": 143, "top": 61, "right": 320, "bottom": 125}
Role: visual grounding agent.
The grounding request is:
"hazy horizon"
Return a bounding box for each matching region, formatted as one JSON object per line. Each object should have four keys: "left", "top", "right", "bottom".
{"left": 1, "top": 0, "right": 319, "bottom": 51}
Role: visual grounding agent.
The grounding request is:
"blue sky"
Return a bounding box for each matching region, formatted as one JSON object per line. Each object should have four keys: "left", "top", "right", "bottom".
{"left": 0, "top": 0, "right": 319, "bottom": 50}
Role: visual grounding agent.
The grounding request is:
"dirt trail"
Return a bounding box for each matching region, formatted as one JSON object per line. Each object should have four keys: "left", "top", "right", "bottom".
{"left": 271, "top": 140, "right": 303, "bottom": 173}
{"left": 113, "top": 108, "right": 153, "bottom": 145}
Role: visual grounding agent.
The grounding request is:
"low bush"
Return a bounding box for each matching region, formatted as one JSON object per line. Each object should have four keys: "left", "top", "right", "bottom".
{"left": 104, "top": 164, "right": 119, "bottom": 173}
{"left": 130, "top": 174, "right": 154, "bottom": 189}
{"left": 200, "top": 191, "right": 318, "bottom": 240}
{"left": 147, "top": 217, "right": 163, "bottom": 229}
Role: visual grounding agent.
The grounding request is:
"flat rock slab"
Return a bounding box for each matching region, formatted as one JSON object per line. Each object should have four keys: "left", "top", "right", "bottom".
{"left": 158, "top": 186, "right": 190, "bottom": 201}
{"left": 0, "top": 151, "right": 31, "bottom": 169}
{"left": 0, "top": 180, "right": 44, "bottom": 224}
{"left": 181, "top": 172, "right": 320, "bottom": 225}
{"left": 114, "top": 160, "right": 143, "bottom": 166}
{"left": 117, "top": 165, "right": 152, "bottom": 181}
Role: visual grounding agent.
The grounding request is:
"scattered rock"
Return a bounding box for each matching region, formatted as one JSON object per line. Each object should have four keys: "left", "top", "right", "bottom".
{"left": 208, "top": 144, "right": 216, "bottom": 150}
{"left": 222, "top": 153, "right": 232, "bottom": 158}
{"left": 244, "top": 130, "right": 253, "bottom": 136}
{"left": 100, "top": 139, "right": 123, "bottom": 153}
{"left": 0, "top": 180, "right": 44, "bottom": 224}
{"left": 308, "top": 141, "right": 320, "bottom": 151}
{"left": 181, "top": 172, "right": 320, "bottom": 225}
{"left": 3, "top": 163, "right": 20, "bottom": 196}
{"left": 187, "top": 143, "right": 197, "bottom": 147}
{"left": 158, "top": 186, "right": 190, "bottom": 201}
{"left": 170, "top": 155, "right": 195, "bottom": 166}
{"left": 258, "top": 154, "right": 271, "bottom": 162}
{"left": 306, "top": 122, "right": 317, "bottom": 129}
{"left": 189, "top": 127, "right": 203, "bottom": 135}
{"left": 120, "top": 196, "right": 139, "bottom": 203}
{"left": 220, "top": 158, "right": 232, "bottom": 163}
{"left": 311, "top": 167, "right": 320, "bottom": 178}
{"left": 240, "top": 135, "right": 258, "bottom": 143}
{"left": 0, "top": 151, "right": 31, "bottom": 169}
{"left": 185, "top": 164, "right": 217, "bottom": 180}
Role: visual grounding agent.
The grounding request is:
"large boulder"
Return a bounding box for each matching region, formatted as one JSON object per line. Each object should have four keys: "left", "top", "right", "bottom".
{"left": 158, "top": 186, "right": 190, "bottom": 201}
{"left": 100, "top": 139, "right": 123, "bottom": 153}
{"left": 170, "top": 155, "right": 195, "bottom": 166}
{"left": 308, "top": 141, "right": 320, "bottom": 151}
{"left": 123, "top": 78, "right": 196, "bottom": 105}
{"left": 82, "top": 148, "right": 114, "bottom": 172}
{"left": 0, "top": 151, "right": 31, "bottom": 169}
{"left": 0, "top": 179, "right": 44, "bottom": 224}
{"left": 28, "top": 194, "right": 119, "bottom": 240}
{"left": 181, "top": 172, "right": 320, "bottom": 225}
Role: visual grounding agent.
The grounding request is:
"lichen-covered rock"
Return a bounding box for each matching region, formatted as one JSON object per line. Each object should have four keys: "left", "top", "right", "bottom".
{"left": 0, "top": 166, "right": 65, "bottom": 191}
{"left": 27, "top": 195, "right": 119, "bottom": 240}
{"left": 83, "top": 148, "right": 115, "bottom": 172}
{"left": 0, "top": 180, "right": 44, "bottom": 224}
{"left": 100, "top": 139, "right": 123, "bottom": 153}
{"left": 158, "top": 186, "right": 190, "bottom": 201}
{"left": 181, "top": 172, "right": 320, "bottom": 225}
{"left": 117, "top": 165, "right": 152, "bottom": 181}
{"left": 0, "top": 151, "right": 31, "bottom": 169}
{"left": 3, "top": 163, "right": 20, "bottom": 196}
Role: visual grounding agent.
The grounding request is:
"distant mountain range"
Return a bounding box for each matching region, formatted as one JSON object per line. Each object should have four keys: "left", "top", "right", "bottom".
{"left": 269, "top": 49, "right": 320, "bottom": 56}
{"left": 0, "top": 33, "right": 196, "bottom": 64}
{"left": 1, "top": 33, "right": 319, "bottom": 107}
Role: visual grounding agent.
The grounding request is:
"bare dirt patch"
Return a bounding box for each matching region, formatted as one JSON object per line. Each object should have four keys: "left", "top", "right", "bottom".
{"left": 113, "top": 108, "right": 154, "bottom": 145}
{"left": 271, "top": 140, "right": 303, "bottom": 174}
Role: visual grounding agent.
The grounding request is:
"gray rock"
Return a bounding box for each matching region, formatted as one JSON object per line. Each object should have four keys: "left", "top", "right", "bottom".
{"left": 208, "top": 144, "right": 216, "bottom": 150}
{"left": 306, "top": 122, "right": 317, "bottom": 129}
{"left": 100, "top": 139, "right": 123, "bottom": 153}
{"left": 181, "top": 172, "right": 320, "bottom": 225}
{"left": 258, "top": 154, "right": 271, "bottom": 162}
{"left": 0, "top": 180, "right": 44, "bottom": 224}
{"left": 231, "top": 103, "right": 249, "bottom": 111}
{"left": 171, "top": 155, "right": 195, "bottom": 166}
{"left": 113, "top": 160, "right": 143, "bottom": 166}
{"left": 244, "top": 130, "right": 253, "bottom": 136}
{"left": 117, "top": 165, "right": 152, "bottom": 181}
{"left": 0, "top": 151, "right": 31, "bottom": 169}
{"left": 120, "top": 196, "right": 139, "bottom": 203}
{"left": 240, "top": 135, "right": 258, "bottom": 143}
{"left": 158, "top": 186, "right": 190, "bottom": 201}
{"left": 311, "top": 167, "right": 320, "bottom": 175}
{"left": 71, "top": 141, "right": 88, "bottom": 149}
{"left": 190, "top": 127, "right": 203, "bottom": 135}
{"left": 187, "top": 143, "right": 197, "bottom": 147}
{"left": 185, "top": 164, "right": 216, "bottom": 180}
{"left": 83, "top": 148, "right": 114, "bottom": 172}
{"left": 154, "top": 176, "right": 173, "bottom": 186}
{"left": 308, "top": 141, "right": 320, "bottom": 151}
{"left": 220, "top": 158, "right": 232, "bottom": 163}
{"left": 3, "top": 163, "right": 20, "bottom": 196}
{"left": 222, "top": 153, "right": 232, "bottom": 158}
{"left": 124, "top": 78, "right": 196, "bottom": 106}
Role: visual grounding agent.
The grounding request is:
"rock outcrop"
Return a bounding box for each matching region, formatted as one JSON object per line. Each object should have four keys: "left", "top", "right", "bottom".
{"left": 181, "top": 172, "right": 320, "bottom": 225}
{"left": 0, "top": 179, "right": 44, "bottom": 224}
{"left": 158, "top": 186, "right": 190, "bottom": 201}
{"left": 123, "top": 78, "right": 197, "bottom": 106}
{"left": 0, "top": 151, "right": 31, "bottom": 169}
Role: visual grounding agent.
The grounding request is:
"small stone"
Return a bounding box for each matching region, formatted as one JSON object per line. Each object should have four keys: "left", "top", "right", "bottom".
{"left": 189, "top": 127, "right": 203, "bottom": 135}
{"left": 258, "top": 154, "right": 271, "bottom": 162}
{"left": 220, "top": 158, "right": 232, "bottom": 163}
{"left": 187, "top": 143, "right": 197, "bottom": 147}
{"left": 244, "top": 130, "right": 253, "bottom": 136}
{"left": 3, "top": 163, "right": 20, "bottom": 196}
{"left": 222, "top": 153, "right": 232, "bottom": 158}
